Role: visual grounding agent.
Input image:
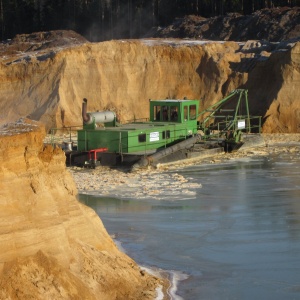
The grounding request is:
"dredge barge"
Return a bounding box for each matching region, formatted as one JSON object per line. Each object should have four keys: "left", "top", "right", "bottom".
{"left": 50, "top": 89, "right": 263, "bottom": 168}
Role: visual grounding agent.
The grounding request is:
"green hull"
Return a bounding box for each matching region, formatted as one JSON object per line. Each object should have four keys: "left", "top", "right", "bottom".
{"left": 77, "top": 121, "right": 198, "bottom": 154}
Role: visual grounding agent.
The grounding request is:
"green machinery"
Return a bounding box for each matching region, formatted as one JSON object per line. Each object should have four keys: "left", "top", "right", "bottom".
{"left": 77, "top": 98, "right": 199, "bottom": 154}
{"left": 64, "top": 89, "right": 261, "bottom": 167}
{"left": 197, "top": 89, "right": 261, "bottom": 148}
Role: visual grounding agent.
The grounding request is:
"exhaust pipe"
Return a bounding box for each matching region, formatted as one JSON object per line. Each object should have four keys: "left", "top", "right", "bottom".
{"left": 82, "top": 98, "right": 90, "bottom": 124}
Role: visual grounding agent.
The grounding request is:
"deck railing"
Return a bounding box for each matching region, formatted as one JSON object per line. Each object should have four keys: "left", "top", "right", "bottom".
{"left": 45, "top": 125, "right": 82, "bottom": 149}
{"left": 202, "top": 115, "right": 261, "bottom": 135}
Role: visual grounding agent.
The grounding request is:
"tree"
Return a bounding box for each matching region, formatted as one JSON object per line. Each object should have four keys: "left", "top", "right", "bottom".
{"left": 0, "top": 0, "right": 5, "bottom": 39}
{"left": 0, "top": 0, "right": 299, "bottom": 41}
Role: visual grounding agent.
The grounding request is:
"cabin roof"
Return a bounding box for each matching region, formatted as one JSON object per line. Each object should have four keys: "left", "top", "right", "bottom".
{"left": 150, "top": 99, "right": 197, "bottom": 103}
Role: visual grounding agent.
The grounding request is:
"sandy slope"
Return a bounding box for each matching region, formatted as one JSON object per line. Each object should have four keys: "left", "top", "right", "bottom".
{"left": 0, "top": 119, "right": 169, "bottom": 300}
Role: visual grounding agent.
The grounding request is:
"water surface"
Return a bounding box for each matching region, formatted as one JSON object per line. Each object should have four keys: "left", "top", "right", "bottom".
{"left": 79, "top": 152, "right": 300, "bottom": 300}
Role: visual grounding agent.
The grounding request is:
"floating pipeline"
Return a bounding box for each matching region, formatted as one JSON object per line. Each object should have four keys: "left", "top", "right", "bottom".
{"left": 131, "top": 133, "right": 266, "bottom": 171}
{"left": 131, "top": 134, "right": 202, "bottom": 170}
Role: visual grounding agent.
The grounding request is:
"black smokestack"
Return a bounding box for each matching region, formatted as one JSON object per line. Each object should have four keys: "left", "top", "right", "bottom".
{"left": 82, "top": 98, "right": 90, "bottom": 124}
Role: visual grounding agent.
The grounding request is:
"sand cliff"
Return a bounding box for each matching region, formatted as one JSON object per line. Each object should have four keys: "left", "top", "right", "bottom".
{"left": 0, "top": 118, "right": 165, "bottom": 299}
{"left": 0, "top": 33, "right": 299, "bottom": 133}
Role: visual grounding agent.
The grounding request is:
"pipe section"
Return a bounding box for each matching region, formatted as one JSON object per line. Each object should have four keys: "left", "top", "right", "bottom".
{"left": 132, "top": 134, "right": 201, "bottom": 170}
{"left": 88, "top": 111, "right": 115, "bottom": 124}
{"left": 82, "top": 98, "right": 116, "bottom": 125}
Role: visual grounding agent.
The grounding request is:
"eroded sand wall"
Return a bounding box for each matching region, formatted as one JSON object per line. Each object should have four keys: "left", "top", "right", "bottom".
{"left": 0, "top": 119, "right": 163, "bottom": 299}
{"left": 0, "top": 39, "right": 299, "bottom": 132}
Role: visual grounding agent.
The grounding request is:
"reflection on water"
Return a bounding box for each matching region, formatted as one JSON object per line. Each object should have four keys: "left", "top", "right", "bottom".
{"left": 79, "top": 152, "right": 300, "bottom": 300}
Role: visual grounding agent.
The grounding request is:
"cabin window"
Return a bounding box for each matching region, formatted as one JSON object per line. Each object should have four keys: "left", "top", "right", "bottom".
{"left": 154, "top": 106, "right": 161, "bottom": 121}
{"left": 138, "top": 133, "right": 146, "bottom": 143}
{"left": 162, "top": 106, "right": 169, "bottom": 121}
{"left": 170, "top": 106, "right": 178, "bottom": 121}
{"left": 162, "top": 130, "right": 170, "bottom": 139}
{"left": 189, "top": 105, "right": 196, "bottom": 120}
{"left": 184, "top": 106, "right": 188, "bottom": 121}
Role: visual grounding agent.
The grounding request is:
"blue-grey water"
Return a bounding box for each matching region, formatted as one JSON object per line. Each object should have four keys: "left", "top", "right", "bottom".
{"left": 79, "top": 151, "right": 300, "bottom": 300}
